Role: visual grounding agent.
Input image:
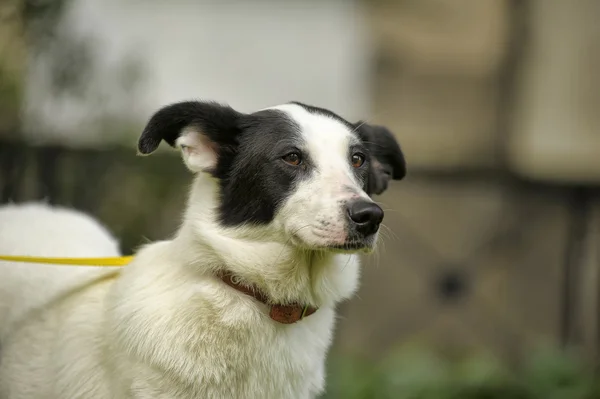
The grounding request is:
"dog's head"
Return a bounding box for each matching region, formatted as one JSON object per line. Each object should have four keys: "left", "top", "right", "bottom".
{"left": 139, "top": 101, "right": 406, "bottom": 252}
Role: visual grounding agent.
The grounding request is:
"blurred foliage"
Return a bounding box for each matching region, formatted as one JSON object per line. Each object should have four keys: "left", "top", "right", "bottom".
{"left": 323, "top": 345, "right": 600, "bottom": 399}
{"left": 0, "top": 0, "right": 73, "bottom": 136}
{"left": 0, "top": 0, "right": 146, "bottom": 144}
{"left": 23, "top": 0, "right": 72, "bottom": 46}
{"left": 0, "top": 0, "right": 25, "bottom": 136}
{"left": 0, "top": 64, "right": 22, "bottom": 135}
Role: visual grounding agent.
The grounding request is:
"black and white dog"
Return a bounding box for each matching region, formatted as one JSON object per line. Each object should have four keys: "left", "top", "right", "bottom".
{"left": 0, "top": 101, "right": 405, "bottom": 398}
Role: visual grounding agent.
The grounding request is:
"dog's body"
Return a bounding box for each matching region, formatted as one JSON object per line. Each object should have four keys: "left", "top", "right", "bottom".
{"left": 0, "top": 102, "right": 405, "bottom": 398}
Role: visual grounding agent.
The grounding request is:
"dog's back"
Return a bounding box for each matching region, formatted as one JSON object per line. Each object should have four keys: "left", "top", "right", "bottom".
{"left": 0, "top": 202, "right": 121, "bottom": 336}
{"left": 0, "top": 203, "right": 121, "bottom": 398}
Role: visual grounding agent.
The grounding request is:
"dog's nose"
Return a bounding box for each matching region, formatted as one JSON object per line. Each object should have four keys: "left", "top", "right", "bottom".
{"left": 347, "top": 200, "right": 384, "bottom": 236}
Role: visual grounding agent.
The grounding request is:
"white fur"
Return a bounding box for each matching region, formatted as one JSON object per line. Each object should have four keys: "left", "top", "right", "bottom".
{"left": 0, "top": 105, "right": 372, "bottom": 398}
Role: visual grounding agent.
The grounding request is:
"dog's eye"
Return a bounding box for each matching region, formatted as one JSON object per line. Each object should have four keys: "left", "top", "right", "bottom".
{"left": 351, "top": 153, "right": 365, "bottom": 168}
{"left": 282, "top": 152, "right": 302, "bottom": 166}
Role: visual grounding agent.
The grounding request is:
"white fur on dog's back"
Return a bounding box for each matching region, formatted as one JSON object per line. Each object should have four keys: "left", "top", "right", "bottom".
{"left": 0, "top": 203, "right": 122, "bottom": 398}
{"left": 0, "top": 202, "right": 121, "bottom": 340}
{"left": 0, "top": 202, "right": 120, "bottom": 257}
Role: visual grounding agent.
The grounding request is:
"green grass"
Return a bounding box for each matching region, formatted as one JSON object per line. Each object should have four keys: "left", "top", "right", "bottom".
{"left": 323, "top": 345, "right": 600, "bottom": 399}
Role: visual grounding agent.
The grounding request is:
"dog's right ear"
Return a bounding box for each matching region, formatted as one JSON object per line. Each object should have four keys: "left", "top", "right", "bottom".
{"left": 138, "top": 101, "right": 244, "bottom": 173}
{"left": 354, "top": 122, "right": 406, "bottom": 196}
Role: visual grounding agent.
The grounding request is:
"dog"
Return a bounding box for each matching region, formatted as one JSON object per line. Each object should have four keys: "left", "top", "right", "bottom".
{"left": 0, "top": 101, "right": 405, "bottom": 398}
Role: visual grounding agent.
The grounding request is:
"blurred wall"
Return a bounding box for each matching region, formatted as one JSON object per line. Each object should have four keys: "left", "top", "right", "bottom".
{"left": 21, "top": 0, "right": 372, "bottom": 147}
{"left": 332, "top": 0, "right": 600, "bottom": 365}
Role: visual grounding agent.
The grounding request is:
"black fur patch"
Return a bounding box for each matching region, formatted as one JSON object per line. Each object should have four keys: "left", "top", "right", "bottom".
{"left": 354, "top": 122, "right": 406, "bottom": 195}
{"left": 217, "top": 109, "right": 313, "bottom": 226}
{"left": 138, "top": 101, "right": 242, "bottom": 156}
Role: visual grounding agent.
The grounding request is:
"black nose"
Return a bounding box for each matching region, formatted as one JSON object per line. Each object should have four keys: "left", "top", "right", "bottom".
{"left": 347, "top": 200, "right": 384, "bottom": 236}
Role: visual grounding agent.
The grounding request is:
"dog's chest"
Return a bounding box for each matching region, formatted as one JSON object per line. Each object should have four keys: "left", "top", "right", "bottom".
{"left": 232, "top": 314, "right": 335, "bottom": 398}
{"left": 121, "top": 308, "right": 337, "bottom": 399}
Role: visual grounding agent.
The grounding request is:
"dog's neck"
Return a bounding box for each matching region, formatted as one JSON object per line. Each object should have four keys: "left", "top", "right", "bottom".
{"left": 171, "top": 175, "right": 358, "bottom": 307}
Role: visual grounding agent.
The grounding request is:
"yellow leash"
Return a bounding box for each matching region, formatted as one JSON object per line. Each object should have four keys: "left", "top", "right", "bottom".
{"left": 0, "top": 255, "right": 133, "bottom": 267}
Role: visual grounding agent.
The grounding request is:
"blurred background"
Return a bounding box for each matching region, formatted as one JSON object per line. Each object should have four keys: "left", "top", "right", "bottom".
{"left": 1, "top": 0, "right": 600, "bottom": 397}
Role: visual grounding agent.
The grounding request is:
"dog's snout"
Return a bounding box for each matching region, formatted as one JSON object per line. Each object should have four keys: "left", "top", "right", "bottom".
{"left": 347, "top": 200, "right": 384, "bottom": 236}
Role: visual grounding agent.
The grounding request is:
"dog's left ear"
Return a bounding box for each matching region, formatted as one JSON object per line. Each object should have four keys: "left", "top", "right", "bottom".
{"left": 138, "top": 101, "right": 244, "bottom": 173}
{"left": 355, "top": 122, "right": 406, "bottom": 195}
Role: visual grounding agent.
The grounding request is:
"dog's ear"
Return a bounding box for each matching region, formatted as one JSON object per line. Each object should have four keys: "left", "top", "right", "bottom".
{"left": 355, "top": 122, "right": 406, "bottom": 195}
{"left": 138, "top": 101, "right": 243, "bottom": 172}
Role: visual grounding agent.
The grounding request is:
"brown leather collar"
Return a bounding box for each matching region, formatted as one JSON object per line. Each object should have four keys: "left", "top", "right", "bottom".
{"left": 218, "top": 273, "right": 317, "bottom": 324}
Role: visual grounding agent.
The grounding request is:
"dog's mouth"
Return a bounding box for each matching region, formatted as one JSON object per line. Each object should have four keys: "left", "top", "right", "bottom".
{"left": 291, "top": 233, "right": 376, "bottom": 254}
{"left": 330, "top": 239, "right": 378, "bottom": 254}
{"left": 328, "top": 241, "right": 372, "bottom": 252}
